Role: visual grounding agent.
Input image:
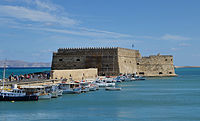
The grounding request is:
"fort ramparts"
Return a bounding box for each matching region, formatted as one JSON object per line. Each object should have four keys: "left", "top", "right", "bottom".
{"left": 51, "top": 47, "right": 176, "bottom": 78}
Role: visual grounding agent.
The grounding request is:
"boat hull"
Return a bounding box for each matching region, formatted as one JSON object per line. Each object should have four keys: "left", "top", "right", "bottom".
{"left": 39, "top": 94, "right": 52, "bottom": 100}
{"left": 0, "top": 95, "right": 38, "bottom": 101}
{"left": 51, "top": 92, "right": 59, "bottom": 98}
{"left": 63, "top": 90, "right": 81, "bottom": 94}
{"left": 105, "top": 87, "right": 121, "bottom": 91}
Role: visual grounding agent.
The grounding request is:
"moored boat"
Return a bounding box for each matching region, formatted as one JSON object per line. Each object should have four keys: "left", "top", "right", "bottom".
{"left": 80, "top": 82, "right": 90, "bottom": 93}
{"left": 20, "top": 85, "right": 52, "bottom": 100}
{"left": 50, "top": 85, "right": 62, "bottom": 98}
{"left": 59, "top": 83, "right": 81, "bottom": 94}
{"left": 0, "top": 89, "right": 38, "bottom": 101}
{"left": 38, "top": 92, "right": 52, "bottom": 100}
{"left": 0, "top": 61, "right": 38, "bottom": 101}
{"left": 57, "top": 90, "right": 63, "bottom": 96}
{"left": 89, "top": 84, "right": 97, "bottom": 91}
{"left": 105, "top": 87, "right": 121, "bottom": 91}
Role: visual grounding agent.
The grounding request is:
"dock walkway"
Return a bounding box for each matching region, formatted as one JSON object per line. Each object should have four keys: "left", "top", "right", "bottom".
{"left": 0, "top": 79, "right": 60, "bottom": 86}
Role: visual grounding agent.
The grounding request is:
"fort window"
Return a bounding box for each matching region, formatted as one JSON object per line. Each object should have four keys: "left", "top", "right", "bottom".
{"left": 139, "top": 72, "right": 144, "bottom": 75}
{"left": 169, "top": 72, "right": 172, "bottom": 74}
{"left": 159, "top": 72, "right": 163, "bottom": 74}
{"left": 165, "top": 59, "right": 167, "bottom": 61}
{"left": 124, "top": 61, "right": 126, "bottom": 63}
{"left": 130, "top": 61, "right": 131, "bottom": 63}
{"left": 76, "top": 59, "right": 80, "bottom": 61}
{"left": 59, "top": 59, "right": 63, "bottom": 61}
{"left": 137, "top": 63, "right": 140, "bottom": 65}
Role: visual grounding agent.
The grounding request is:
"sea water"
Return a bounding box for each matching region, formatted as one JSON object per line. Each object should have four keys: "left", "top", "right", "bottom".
{"left": 0, "top": 68, "right": 200, "bottom": 121}
{"left": 0, "top": 67, "right": 51, "bottom": 79}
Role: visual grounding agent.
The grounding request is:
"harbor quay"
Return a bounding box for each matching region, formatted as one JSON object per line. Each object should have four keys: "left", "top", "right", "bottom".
{"left": 0, "top": 47, "right": 176, "bottom": 101}
{"left": 0, "top": 79, "right": 61, "bottom": 87}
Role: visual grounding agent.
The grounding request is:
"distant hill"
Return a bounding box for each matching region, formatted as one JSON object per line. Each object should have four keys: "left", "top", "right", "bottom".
{"left": 0, "top": 60, "right": 51, "bottom": 68}
{"left": 175, "top": 66, "right": 200, "bottom": 68}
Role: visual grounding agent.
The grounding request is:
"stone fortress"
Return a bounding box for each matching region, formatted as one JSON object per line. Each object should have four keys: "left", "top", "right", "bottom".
{"left": 51, "top": 47, "right": 176, "bottom": 80}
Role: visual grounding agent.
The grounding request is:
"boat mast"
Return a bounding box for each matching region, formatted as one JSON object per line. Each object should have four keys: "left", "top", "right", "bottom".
{"left": 2, "top": 60, "right": 6, "bottom": 92}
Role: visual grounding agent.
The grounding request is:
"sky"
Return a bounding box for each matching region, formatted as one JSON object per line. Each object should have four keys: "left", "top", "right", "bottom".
{"left": 0, "top": 0, "right": 199, "bottom": 66}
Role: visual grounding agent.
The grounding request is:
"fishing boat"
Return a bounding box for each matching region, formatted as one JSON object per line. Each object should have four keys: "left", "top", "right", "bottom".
{"left": 0, "top": 61, "right": 38, "bottom": 101}
{"left": 96, "top": 81, "right": 107, "bottom": 87}
{"left": 50, "top": 85, "right": 61, "bottom": 98}
{"left": 20, "top": 85, "right": 52, "bottom": 100}
{"left": 115, "top": 77, "right": 122, "bottom": 82}
{"left": 89, "top": 83, "right": 98, "bottom": 91}
{"left": 38, "top": 91, "right": 52, "bottom": 100}
{"left": 105, "top": 87, "right": 121, "bottom": 91}
{"left": 80, "top": 82, "right": 90, "bottom": 93}
{"left": 89, "top": 86, "right": 96, "bottom": 91}
{"left": 134, "top": 75, "right": 145, "bottom": 80}
{"left": 58, "top": 83, "right": 81, "bottom": 94}
{"left": 0, "top": 89, "right": 38, "bottom": 101}
{"left": 105, "top": 81, "right": 115, "bottom": 87}
{"left": 58, "top": 90, "right": 63, "bottom": 96}
{"left": 95, "top": 79, "right": 116, "bottom": 87}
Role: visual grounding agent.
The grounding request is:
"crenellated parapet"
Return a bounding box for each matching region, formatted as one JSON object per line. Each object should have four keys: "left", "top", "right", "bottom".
{"left": 57, "top": 47, "right": 118, "bottom": 52}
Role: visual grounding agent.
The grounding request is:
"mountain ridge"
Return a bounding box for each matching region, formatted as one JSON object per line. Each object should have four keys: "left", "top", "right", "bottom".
{"left": 0, "top": 60, "right": 51, "bottom": 67}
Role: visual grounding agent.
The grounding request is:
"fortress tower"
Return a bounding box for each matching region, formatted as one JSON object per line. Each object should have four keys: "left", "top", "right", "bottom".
{"left": 51, "top": 47, "right": 176, "bottom": 77}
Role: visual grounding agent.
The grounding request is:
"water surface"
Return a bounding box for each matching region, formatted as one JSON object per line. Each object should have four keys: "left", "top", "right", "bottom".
{"left": 0, "top": 68, "right": 200, "bottom": 121}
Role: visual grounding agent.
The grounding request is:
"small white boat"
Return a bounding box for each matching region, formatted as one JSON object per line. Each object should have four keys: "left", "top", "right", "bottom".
{"left": 59, "top": 83, "right": 81, "bottom": 94}
{"left": 130, "top": 78, "right": 136, "bottom": 81}
{"left": 95, "top": 81, "right": 107, "bottom": 87}
{"left": 89, "top": 86, "right": 96, "bottom": 91}
{"left": 80, "top": 82, "right": 90, "bottom": 93}
{"left": 105, "top": 87, "right": 121, "bottom": 91}
{"left": 105, "top": 82, "right": 115, "bottom": 87}
{"left": 51, "top": 85, "right": 61, "bottom": 98}
{"left": 89, "top": 84, "right": 97, "bottom": 91}
{"left": 58, "top": 90, "right": 63, "bottom": 96}
{"left": 51, "top": 92, "right": 58, "bottom": 98}
{"left": 38, "top": 93, "right": 52, "bottom": 100}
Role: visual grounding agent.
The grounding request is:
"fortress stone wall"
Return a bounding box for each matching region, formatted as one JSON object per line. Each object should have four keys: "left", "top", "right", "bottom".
{"left": 51, "top": 47, "right": 176, "bottom": 77}
{"left": 51, "top": 68, "right": 98, "bottom": 81}
{"left": 136, "top": 54, "right": 176, "bottom": 76}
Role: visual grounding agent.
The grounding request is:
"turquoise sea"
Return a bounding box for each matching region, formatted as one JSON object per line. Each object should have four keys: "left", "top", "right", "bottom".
{"left": 0, "top": 68, "right": 200, "bottom": 121}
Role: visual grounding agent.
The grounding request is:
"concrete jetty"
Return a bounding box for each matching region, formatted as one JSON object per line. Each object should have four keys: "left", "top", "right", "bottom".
{"left": 0, "top": 79, "right": 61, "bottom": 86}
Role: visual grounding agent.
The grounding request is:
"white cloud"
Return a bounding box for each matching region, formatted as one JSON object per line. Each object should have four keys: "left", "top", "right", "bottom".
{"left": 12, "top": 25, "right": 131, "bottom": 38}
{"left": 0, "top": 5, "right": 77, "bottom": 26}
{"left": 4, "top": 0, "right": 60, "bottom": 11}
{"left": 130, "top": 34, "right": 192, "bottom": 41}
{"left": 179, "top": 43, "right": 191, "bottom": 47}
{"left": 170, "top": 48, "right": 179, "bottom": 51}
{"left": 160, "top": 34, "right": 191, "bottom": 41}
{"left": 0, "top": 0, "right": 132, "bottom": 39}
{"left": 34, "top": 0, "right": 59, "bottom": 11}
